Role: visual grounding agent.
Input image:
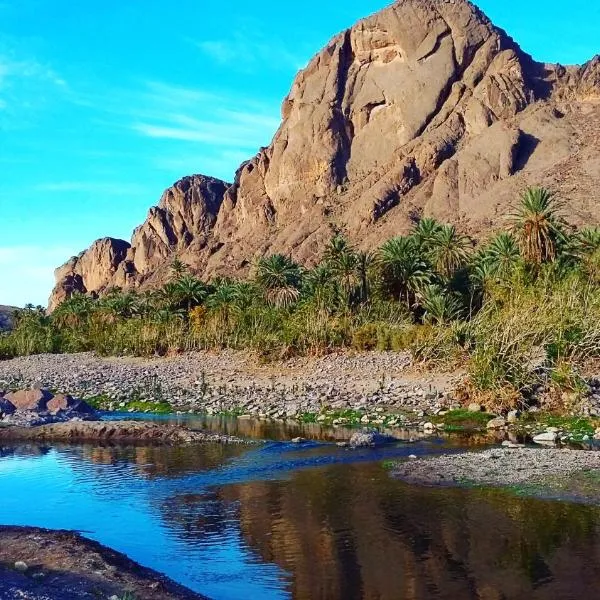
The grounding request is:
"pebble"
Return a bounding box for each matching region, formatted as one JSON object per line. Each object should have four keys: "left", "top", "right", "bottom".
{"left": 0, "top": 351, "right": 457, "bottom": 427}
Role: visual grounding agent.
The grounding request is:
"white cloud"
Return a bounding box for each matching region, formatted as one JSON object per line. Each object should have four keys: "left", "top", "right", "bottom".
{"left": 0, "top": 245, "right": 79, "bottom": 307}
{"left": 34, "top": 181, "right": 148, "bottom": 195}
{"left": 132, "top": 110, "right": 280, "bottom": 148}
{"left": 192, "top": 32, "right": 310, "bottom": 72}
{"left": 0, "top": 53, "right": 66, "bottom": 125}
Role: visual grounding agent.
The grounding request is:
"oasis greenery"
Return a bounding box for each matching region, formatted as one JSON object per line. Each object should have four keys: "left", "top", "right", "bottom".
{"left": 3, "top": 187, "right": 600, "bottom": 407}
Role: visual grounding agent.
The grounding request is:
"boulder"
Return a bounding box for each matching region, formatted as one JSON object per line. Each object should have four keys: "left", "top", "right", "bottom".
{"left": 0, "top": 397, "right": 16, "bottom": 416}
{"left": 349, "top": 429, "right": 397, "bottom": 448}
{"left": 507, "top": 410, "right": 520, "bottom": 423}
{"left": 467, "top": 403, "right": 482, "bottom": 413}
{"left": 533, "top": 431, "right": 559, "bottom": 445}
{"left": 486, "top": 417, "right": 507, "bottom": 430}
{"left": 4, "top": 389, "right": 53, "bottom": 412}
{"left": 47, "top": 394, "right": 95, "bottom": 416}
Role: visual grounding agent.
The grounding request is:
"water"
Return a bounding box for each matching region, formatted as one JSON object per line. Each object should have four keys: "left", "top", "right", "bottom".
{"left": 1, "top": 417, "right": 600, "bottom": 600}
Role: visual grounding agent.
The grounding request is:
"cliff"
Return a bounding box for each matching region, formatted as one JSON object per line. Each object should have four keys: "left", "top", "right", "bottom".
{"left": 49, "top": 0, "right": 600, "bottom": 309}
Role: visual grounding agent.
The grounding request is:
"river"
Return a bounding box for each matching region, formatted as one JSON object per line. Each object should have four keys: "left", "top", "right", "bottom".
{"left": 1, "top": 414, "right": 600, "bottom": 599}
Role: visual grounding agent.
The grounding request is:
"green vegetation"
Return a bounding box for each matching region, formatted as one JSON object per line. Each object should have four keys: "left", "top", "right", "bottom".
{"left": 431, "top": 409, "right": 495, "bottom": 432}
{"left": 3, "top": 186, "right": 600, "bottom": 410}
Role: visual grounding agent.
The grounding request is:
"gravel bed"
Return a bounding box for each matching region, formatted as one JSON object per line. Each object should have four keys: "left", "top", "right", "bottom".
{"left": 0, "top": 352, "right": 462, "bottom": 424}
{"left": 392, "top": 447, "right": 600, "bottom": 487}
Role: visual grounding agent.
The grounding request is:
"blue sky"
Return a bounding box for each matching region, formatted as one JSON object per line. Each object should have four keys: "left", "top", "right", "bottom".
{"left": 1, "top": 0, "right": 598, "bottom": 307}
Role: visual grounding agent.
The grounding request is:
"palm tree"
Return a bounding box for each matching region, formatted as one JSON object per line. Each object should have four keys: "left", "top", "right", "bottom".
{"left": 484, "top": 232, "right": 521, "bottom": 278}
{"left": 511, "top": 187, "right": 565, "bottom": 265}
{"left": 255, "top": 255, "right": 302, "bottom": 308}
{"left": 174, "top": 275, "right": 209, "bottom": 312}
{"left": 170, "top": 258, "right": 189, "bottom": 279}
{"left": 52, "top": 293, "right": 94, "bottom": 327}
{"left": 323, "top": 235, "right": 361, "bottom": 306}
{"left": 101, "top": 291, "right": 139, "bottom": 319}
{"left": 378, "top": 236, "right": 430, "bottom": 308}
{"left": 430, "top": 224, "right": 471, "bottom": 279}
{"left": 303, "top": 265, "right": 340, "bottom": 310}
{"left": 355, "top": 251, "right": 374, "bottom": 304}
{"left": 412, "top": 217, "right": 443, "bottom": 252}
{"left": 421, "top": 284, "right": 464, "bottom": 324}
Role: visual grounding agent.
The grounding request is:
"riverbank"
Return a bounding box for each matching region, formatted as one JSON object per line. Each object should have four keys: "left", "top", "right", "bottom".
{"left": 0, "top": 526, "right": 206, "bottom": 600}
{"left": 392, "top": 447, "right": 600, "bottom": 501}
{"left": 0, "top": 420, "right": 250, "bottom": 445}
{"left": 0, "top": 351, "right": 461, "bottom": 425}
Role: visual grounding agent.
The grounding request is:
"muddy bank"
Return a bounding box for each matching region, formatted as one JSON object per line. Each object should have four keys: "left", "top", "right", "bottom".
{"left": 0, "top": 526, "right": 206, "bottom": 599}
{"left": 392, "top": 447, "right": 600, "bottom": 499}
{"left": 0, "top": 420, "right": 250, "bottom": 445}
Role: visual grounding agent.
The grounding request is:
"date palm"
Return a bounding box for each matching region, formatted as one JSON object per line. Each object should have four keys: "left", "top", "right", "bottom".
{"left": 303, "top": 265, "right": 340, "bottom": 309}
{"left": 52, "top": 293, "right": 94, "bottom": 327}
{"left": 421, "top": 284, "right": 464, "bottom": 324}
{"left": 378, "top": 236, "right": 430, "bottom": 308}
{"left": 170, "top": 257, "right": 189, "bottom": 279}
{"left": 484, "top": 232, "right": 521, "bottom": 278}
{"left": 174, "top": 275, "right": 209, "bottom": 312}
{"left": 412, "top": 217, "right": 443, "bottom": 252}
{"left": 323, "top": 235, "right": 362, "bottom": 306}
{"left": 511, "top": 187, "right": 565, "bottom": 265}
{"left": 430, "top": 225, "right": 471, "bottom": 279}
{"left": 255, "top": 254, "right": 302, "bottom": 308}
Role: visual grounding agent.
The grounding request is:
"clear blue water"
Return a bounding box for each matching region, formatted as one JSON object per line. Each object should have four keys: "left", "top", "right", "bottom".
{"left": 2, "top": 416, "right": 600, "bottom": 600}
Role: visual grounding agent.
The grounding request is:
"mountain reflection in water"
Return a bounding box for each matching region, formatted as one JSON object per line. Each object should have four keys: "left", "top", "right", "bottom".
{"left": 1, "top": 436, "right": 599, "bottom": 600}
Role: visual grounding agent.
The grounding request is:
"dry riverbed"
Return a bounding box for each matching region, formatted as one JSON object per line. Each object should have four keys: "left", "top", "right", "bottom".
{"left": 0, "top": 351, "right": 461, "bottom": 427}
{"left": 0, "top": 526, "right": 206, "bottom": 600}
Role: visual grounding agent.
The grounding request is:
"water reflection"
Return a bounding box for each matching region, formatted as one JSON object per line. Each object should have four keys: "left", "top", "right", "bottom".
{"left": 1, "top": 439, "right": 600, "bottom": 600}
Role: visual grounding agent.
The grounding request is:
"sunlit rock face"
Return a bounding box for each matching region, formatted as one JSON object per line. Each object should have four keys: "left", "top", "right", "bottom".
{"left": 50, "top": 0, "right": 600, "bottom": 308}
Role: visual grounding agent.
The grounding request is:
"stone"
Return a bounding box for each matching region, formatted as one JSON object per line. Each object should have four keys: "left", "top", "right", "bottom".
{"left": 467, "top": 403, "right": 482, "bottom": 413}
{"left": 502, "top": 440, "right": 525, "bottom": 449}
{"left": 49, "top": 0, "right": 600, "bottom": 310}
{"left": 507, "top": 410, "right": 520, "bottom": 424}
{"left": 291, "top": 437, "right": 306, "bottom": 444}
{"left": 486, "top": 417, "right": 507, "bottom": 430}
{"left": 4, "top": 389, "right": 53, "bottom": 412}
{"left": 348, "top": 429, "right": 397, "bottom": 448}
{"left": 14, "top": 561, "right": 28, "bottom": 572}
{"left": 533, "top": 431, "right": 559, "bottom": 445}
{"left": 0, "top": 397, "right": 16, "bottom": 416}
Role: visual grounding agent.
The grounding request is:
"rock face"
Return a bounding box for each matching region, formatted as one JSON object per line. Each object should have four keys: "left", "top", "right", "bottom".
{"left": 49, "top": 0, "right": 600, "bottom": 308}
{"left": 0, "top": 305, "right": 15, "bottom": 331}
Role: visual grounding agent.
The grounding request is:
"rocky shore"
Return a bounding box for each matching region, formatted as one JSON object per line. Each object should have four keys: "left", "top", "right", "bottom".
{"left": 0, "top": 420, "right": 249, "bottom": 445}
{"left": 0, "top": 526, "right": 206, "bottom": 599}
{"left": 0, "top": 351, "right": 461, "bottom": 426}
{"left": 392, "top": 447, "right": 600, "bottom": 499}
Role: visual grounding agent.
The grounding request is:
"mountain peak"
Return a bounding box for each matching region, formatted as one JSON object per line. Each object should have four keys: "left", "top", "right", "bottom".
{"left": 49, "top": 1, "right": 600, "bottom": 308}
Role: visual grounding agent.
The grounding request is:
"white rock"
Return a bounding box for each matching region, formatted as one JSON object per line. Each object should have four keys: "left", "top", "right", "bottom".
{"left": 14, "top": 561, "right": 28, "bottom": 572}
{"left": 487, "top": 417, "right": 506, "bottom": 429}
{"left": 533, "top": 431, "right": 558, "bottom": 445}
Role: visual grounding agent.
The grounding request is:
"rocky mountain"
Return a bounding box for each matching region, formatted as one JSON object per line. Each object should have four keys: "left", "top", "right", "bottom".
{"left": 49, "top": 0, "right": 600, "bottom": 309}
{"left": 0, "top": 306, "right": 15, "bottom": 331}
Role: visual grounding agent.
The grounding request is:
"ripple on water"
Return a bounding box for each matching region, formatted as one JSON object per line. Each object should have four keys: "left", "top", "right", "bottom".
{"left": 2, "top": 432, "right": 600, "bottom": 599}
